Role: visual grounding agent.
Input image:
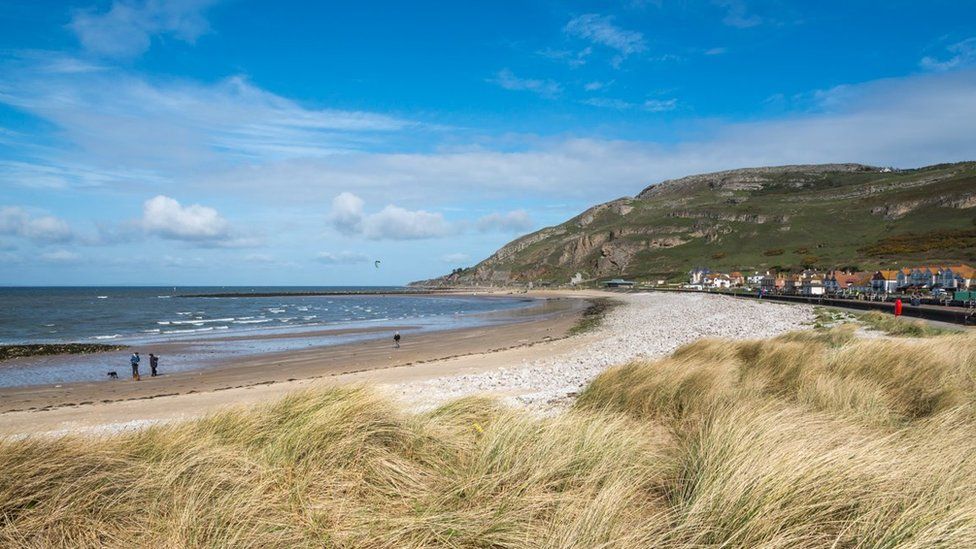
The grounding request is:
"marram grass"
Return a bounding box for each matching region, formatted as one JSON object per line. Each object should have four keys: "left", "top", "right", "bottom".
{"left": 1, "top": 326, "right": 975, "bottom": 547}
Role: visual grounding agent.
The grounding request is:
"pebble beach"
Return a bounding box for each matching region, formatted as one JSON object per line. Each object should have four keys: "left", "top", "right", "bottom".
{"left": 392, "top": 292, "right": 815, "bottom": 412}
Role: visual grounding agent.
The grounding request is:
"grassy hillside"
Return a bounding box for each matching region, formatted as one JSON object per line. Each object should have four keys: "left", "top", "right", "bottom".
{"left": 425, "top": 162, "right": 976, "bottom": 285}
{"left": 2, "top": 325, "right": 975, "bottom": 546}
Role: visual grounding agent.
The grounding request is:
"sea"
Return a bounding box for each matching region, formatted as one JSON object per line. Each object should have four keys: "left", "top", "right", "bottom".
{"left": 0, "top": 287, "right": 537, "bottom": 388}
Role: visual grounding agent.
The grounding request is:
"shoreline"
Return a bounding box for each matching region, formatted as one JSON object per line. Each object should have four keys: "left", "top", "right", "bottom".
{"left": 0, "top": 292, "right": 546, "bottom": 387}
{"left": 0, "top": 295, "right": 588, "bottom": 423}
{"left": 0, "top": 291, "right": 818, "bottom": 437}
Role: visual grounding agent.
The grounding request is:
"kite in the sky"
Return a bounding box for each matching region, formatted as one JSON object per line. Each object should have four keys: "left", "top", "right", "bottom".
{"left": 374, "top": 260, "right": 381, "bottom": 269}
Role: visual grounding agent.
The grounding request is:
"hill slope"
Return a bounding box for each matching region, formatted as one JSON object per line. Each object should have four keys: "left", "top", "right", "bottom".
{"left": 423, "top": 162, "right": 976, "bottom": 285}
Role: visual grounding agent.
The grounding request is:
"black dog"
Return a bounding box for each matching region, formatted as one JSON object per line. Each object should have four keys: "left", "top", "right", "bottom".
{"left": 107, "top": 371, "right": 118, "bottom": 379}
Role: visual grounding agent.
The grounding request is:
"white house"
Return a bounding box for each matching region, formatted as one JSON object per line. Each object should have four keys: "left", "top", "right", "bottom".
{"left": 872, "top": 270, "right": 900, "bottom": 293}
{"left": 801, "top": 276, "right": 825, "bottom": 296}
{"left": 689, "top": 267, "right": 711, "bottom": 285}
{"left": 746, "top": 272, "right": 765, "bottom": 286}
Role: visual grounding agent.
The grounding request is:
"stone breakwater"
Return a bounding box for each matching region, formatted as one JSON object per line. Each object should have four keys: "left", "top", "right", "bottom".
{"left": 391, "top": 292, "right": 815, "bottom": 413}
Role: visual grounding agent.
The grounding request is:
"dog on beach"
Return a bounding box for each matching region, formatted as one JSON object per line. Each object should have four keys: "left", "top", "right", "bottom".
{"left": 107, "top": 371, "right": 118, "bottom": 379}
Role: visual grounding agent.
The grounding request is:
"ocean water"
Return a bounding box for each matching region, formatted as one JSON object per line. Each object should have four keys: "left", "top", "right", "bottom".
{"left": 0, "top": 287, "right": 532, "bottom": 345}
{"left": 0, "top": 287, "right": 539, "bottom": 388}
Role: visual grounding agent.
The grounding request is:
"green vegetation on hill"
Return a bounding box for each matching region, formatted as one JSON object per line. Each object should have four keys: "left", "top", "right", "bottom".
{"left": 2, "top": 328, "right": 975, "bottom": 546}
{"left": 421, "top": 162, "right": 976, "bottom": 285}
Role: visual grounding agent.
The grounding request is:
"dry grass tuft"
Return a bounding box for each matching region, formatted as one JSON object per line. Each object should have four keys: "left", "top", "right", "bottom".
{"left": 577, "top": 327, "right": 976, "bottom": 546}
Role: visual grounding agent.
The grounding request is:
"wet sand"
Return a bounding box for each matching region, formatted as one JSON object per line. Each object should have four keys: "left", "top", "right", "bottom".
{"left": 0, "top": 296, "right": 587, "bottom": 433}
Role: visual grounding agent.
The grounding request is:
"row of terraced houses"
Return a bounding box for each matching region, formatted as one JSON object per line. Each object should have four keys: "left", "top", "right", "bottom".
{"left": 688, "top": 264, "right": 976, "bottom": 295}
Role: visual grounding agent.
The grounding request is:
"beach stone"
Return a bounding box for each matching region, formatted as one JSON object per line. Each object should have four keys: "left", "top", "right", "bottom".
{"left": 392, "top": 292, "right": 814, "bottom": 414}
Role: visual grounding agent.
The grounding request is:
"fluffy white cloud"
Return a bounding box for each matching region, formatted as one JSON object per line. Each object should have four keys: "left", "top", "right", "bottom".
{"left": 477, "top": 210, "right": 535, "bottom": 233}
{"left": 490, "top": 69, "right": 562, "bottom": 98}
{"left": 328, "top": 192, "right": 366, "bottom": 235}
{"left": 70, "top": 0, "right": 219, "bottom": 58}
{"left": 141, "top": 195, "right": 229, "bottom": 241}
{"left": 364, "top": 205, "right": 452, "bottom": 240}
{"left": 328, "top": 193, "right": 452, "bottom": 240}
{"left": 0, "top": 206, "right": 73, "bottom": 243}
{"left": 564, "top": 14, "right": 646, "bottom": 56}
{"left": 315, "top": 251, "right": 371, "bottom": 264}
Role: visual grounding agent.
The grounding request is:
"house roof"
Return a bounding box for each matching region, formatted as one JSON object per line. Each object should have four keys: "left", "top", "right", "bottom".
{"left": 947, "top": 265, "right": 976, "bottom": 278}
{"left": 876, "top": 270, "right": 900, "bottom": 280}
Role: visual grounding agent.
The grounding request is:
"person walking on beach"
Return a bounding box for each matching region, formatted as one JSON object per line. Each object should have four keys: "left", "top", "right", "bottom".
{"left": 149, "top": 353, "right": 159, "bottom": 377}
{"left": 130, "top": 352, "right": 141, "bottom": 380}
{"left": 393, "top": 331, "right": 401, "bottom": 349}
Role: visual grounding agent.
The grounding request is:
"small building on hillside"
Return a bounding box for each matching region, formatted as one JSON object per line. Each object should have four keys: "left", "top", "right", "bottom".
{"left": 603, "top": 278, "right": 635, "bottom": 288}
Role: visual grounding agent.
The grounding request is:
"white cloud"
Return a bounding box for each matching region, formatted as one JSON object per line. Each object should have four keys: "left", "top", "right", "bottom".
{"left": 477, "top": 210, "right": 535, "bottom": 233}
{"left": 0, "top": 61, "right": 413, "bottom": 188}
{"left": 327, "top": 192, "right": 366, "bottom": 236}
{"left": 0, "top": 207, "right": 73, "bottom": 243}
{"left": 69, "top": 0, "right": 219, "bottom": 58}
{"left": 205, "top": 69, "right": 976, "bottom": 206}
{"left": 441, "top": 253, "right": 470, "bottom": 264}
{"left": 490, "top": 69, "right": 562, "bottom": 98}
{"left": 536, "top": 47, "right": 592, "bottom": 68}
{"left": 921, "top": 38, "right": 976, "bottom": 72}
{"left": 564, "top": 14, "right": 646, "bottom": 57}
{"left": 141, "top": 195, "right": 229, "bottom": 241}
{"left": 584, "top": 80, "right": 612, "bottom": 91}
{"left": 40, "top": 249, "right": 82, "bottom": 263}
{"left": 327, "top": 193, "right": 452, "bottom": 240}
{"left": 704, "top": 47, "right": 728, "bottom": 55}
{"left": 643, "top": 98, "right": 678, "bottom": 112}
{"left": 315, "top": 251, "right": 371, "bottom": 264}
{"left": 581, "top": 97, "right": 677, "bottom": 112}
{"left": 581, "top": 97, "right": 636, "bottom": 110}
{"left": 714, "top": 0, "right": 762, "bottom": 28}
{"left": 363, "top": 205, "right": 451, "bottom": 240}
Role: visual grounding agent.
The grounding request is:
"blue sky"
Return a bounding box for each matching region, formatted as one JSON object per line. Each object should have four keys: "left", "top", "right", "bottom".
{"left": 2, "top": 1, "right": 976, "bottom": 285}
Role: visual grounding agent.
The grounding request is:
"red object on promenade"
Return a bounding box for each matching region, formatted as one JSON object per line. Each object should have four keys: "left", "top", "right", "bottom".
{"left": 894, "top": 298, "right": 903, "bottom": 316}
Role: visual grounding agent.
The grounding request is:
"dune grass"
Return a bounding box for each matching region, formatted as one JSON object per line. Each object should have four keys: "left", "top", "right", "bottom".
{"left": 1, "top": 326, "right": 975, "bottom": 546}
{"left": 857, "top": 310, "right": 951, "bottom": 337}
{"left": 577, "top": 326, "right": 976, "bottom": 546}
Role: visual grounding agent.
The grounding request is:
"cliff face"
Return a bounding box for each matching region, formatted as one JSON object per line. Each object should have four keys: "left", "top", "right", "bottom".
{"left": 414, "top": 162, "right": 976, "bottom": 286}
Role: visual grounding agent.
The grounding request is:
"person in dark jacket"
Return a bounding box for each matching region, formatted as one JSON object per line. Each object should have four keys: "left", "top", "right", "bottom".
{"left": 149, "top": 353, "right": 159, "bottom": 377}
{"left": 393, "top": 331, "right": 401, "bottom": 349}
{"left": 130, "top": 352, "right": 141, "bottom": 380}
